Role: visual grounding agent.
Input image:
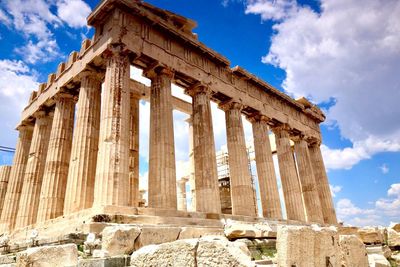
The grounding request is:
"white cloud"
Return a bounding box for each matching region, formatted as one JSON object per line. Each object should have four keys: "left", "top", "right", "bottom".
{"left": 0, "top": 59, "right": 38, "bottom": 146}
{"left": 1, "top": 0, "right": 91, "bottom": 64}
{"left": 0, "top": 9, "right": 11, "bottom": 26}
{"left": 56, "top": 0, "right": 91, "bottom": 29}
{"left": 380, "top": 164, "right": 389, "bottom": 174}
{"left": 330, "top": 184, "right": 342, "bottom": 198}
{"left": 244, "top": 0, "right": 400, "bottom": 170}
{"left": 245, "top": 0, "right": 297, "bottom": 21}
{"left": 15, "top": 39, "right": 60, "bottom": 64}
{"left": 336, "top": 183, "right": 400, "bottom": 226}
{"left": 388, "top": 183, "right": 400, "bottom": 197}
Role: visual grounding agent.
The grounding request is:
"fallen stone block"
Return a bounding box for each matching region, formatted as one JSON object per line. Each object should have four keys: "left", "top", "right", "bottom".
{"left": 133, "top": 226, "right": 180, "bottom": 249}
{"left": 130, "top": 239, "right": 197, "bottom": 267}
{"left": 196, "top": 235, "right": 255, "bottom": 267}
{"left": 368, "top": 253, "right": 391, "bottom": 267}
{"left": 276, "top": 225, "right": 315, "bottom": 267}
{"left": 16, "top": 243, "right": 78, "bottom": 267}
{"left": 178, "top": 227, "right": 224, "bottom": 239}
{"left": 224, "top": 221, "right": 276, "bottom": 239}
{"left": 388, "top": 228, "right": 400, "bottom": 247}
{"left": 78, "top": 255, "right": 130, "bottom": 267}
{"left": 339, "top": 235, "right": 369, "bottom": 267}
{"left": 358, "top": 227, "right": 384, "bottom": 244}
{"left": 312, "top": 225, "right": 340, "bottom": 266}
{"left": 101, "top": 225, "right": 140, "bottom": 256}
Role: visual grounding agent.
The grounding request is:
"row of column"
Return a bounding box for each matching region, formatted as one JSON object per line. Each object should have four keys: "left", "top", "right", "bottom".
{"left": 0, "top": 47, "right": 337, "bottom": 232}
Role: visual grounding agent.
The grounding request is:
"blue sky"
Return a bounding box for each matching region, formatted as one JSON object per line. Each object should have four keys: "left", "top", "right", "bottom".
{"left": 0, "top": 0, "right": 399, "bottom": 226}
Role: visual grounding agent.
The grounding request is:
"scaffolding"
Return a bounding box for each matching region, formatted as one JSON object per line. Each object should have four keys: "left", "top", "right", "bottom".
{"left": 216, "top": 144, "right": 259, "bottom": 215}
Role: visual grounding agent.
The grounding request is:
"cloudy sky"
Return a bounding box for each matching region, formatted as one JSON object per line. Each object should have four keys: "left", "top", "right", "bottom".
{"left": 0, "top": 0, "right": 399, "bottom": 226}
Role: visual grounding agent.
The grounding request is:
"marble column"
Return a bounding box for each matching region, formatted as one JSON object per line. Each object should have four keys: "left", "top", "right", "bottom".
{"left": 64, "top": 73, "right": 101, "bottom": 215}
{"left": 15, "top": 111, "right": 53, "bottom": 229}
{"left": 293, "top": 135, "right": 324, "bottom": 224}
{"left": 185, "top": 117, "right": 196, "bottom": 212}
{"left": 308, "top": 140, "right": 338, "bottom": 224}
{"left": 129, "top": 93, "right": 140, "bottom": 207}
{"left": 220, "top": 101, "right": 256, "bottom": 217}
{"left": 93, "top": 45, "right": 130, "bottom": 207}
{"left": 177, "top": 177, "right": 188, "bottom": 211}
{"left": 186, "top": 85, "right": 221, "bottom": 213}
{"left": 248, "top": 115, "right": 282, "bottom": 219}
{"left": 0, "top": 166, "right": 11, "bottom": 216}
{"left": 36, "top": 93, "right": 75, "bottom": 223}
{"left": 146, "top": 67, "right": 177, "bottom": 209}
{"left": 272, "top": 124, "right": 305, "bottom": 221}
{"left": 0, "top": 124, "right": 33, "bottom": 232}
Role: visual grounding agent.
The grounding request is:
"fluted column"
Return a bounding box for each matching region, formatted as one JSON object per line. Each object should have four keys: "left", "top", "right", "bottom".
{"left": 272, "top": 124, "right": 305, "bottom": 221}
{"left": 0, "top": 166, "right": 11, "bottom": 216}
{"left": 248, "top": 115, "right": 282, "bottom": 219}
{"left": 185, "top": 117, "right": 196, "bottom": 212}
{"left": 308, "top": 140, "right": 338, "bottom": 224}
{"left": 146, "top": 67, "right": 177, "bottom": 209}
{"left": 186, "top": 85, "right": 221, "bottom": 213}
{"left": 129, "top": 93, "right": 140, "bottom": 207}
{"left": 0, "top": 124, "right": 33, "bottom": 232}
{"left": 15, "top": 111, "right": 53, "bottom": 229}
{"left": 93, "top": 45, "right": 130, "bottom": 207}
{"left": 36, "top": 93, "right": 75, "bottom": 223}
{"left": 293, "top": 135, "right": 324, "bottom": 224}
{"left": 220, "top": 101, "right": 256, "bottom": 217}
{"left": 177, "top": 177, "right": 188, "bottom": 211}
{"left": 64, "top": 73, "right": 101, "bottom": 215}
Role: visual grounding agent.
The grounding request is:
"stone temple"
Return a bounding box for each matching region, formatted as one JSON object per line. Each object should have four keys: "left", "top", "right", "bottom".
{"left": 2, "top": 0, "right": 396, "bottom": 266}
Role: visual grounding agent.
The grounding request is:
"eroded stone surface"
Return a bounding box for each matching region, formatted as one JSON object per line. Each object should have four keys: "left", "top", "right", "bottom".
{"left": 130, "top": 239, "right": 197, "bottom": 267}
{"left": 338, "top": 235, "right": 369, "bottom": 267}
{"left": 101, "top": 225, "right": 141, "bottom": 256}
{"left": 196, "top": 236, "right": 255, "bottom": 267}
{"left": 358, "top": 227, "right": 384, "bottom": 244}
{"left": 134, "top": 226, "right": 180, "bottom": 249}
{"left": 16, "top": 244, "right": 78, "bottom": 267}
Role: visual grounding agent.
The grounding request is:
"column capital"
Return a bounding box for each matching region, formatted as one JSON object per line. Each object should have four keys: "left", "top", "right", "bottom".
{"left": 79, "top": 69, "right": 103, "bottom": 82}
{"left": 185, "top": 116, "right": 193, "bottom": 125}
{"left": 306, "top": 136, "right": 322, "bottom": 146}
{"left": 246, "top": 113, "right": 271, "bottom": 124}
{"left": 103, "top": 43, "right": 130, "bottom": 59}
{"left": 184, "top": 83, "right": 212, "bottom": 97}
{"left": 53, "top": 92, "right": 77, "bottom": 105}
{"left": 271, "top": 123, "right": 292, "bottom": 135}
{"left": 16, "top": 122, "right": 34, "bottom": 132}
{"left": 218, "top": 100, "right": 243, "bottom": 112}
{"left": 290, "top": 132, "right": 307, "bottom": 143}
{"left": 143, "top": 63, "right": 174, "bottom": 80}
{"left": 33, "top": 109, "right": 54, "bottom": 120}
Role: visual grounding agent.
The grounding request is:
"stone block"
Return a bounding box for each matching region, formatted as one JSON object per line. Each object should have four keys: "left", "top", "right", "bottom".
{"left": 130, "top": 239, "right": 197, "bottom": 267}
{"left": 78, "top": 256, "right": 130, "bottom": 267}
{"left": 338, "top": 235, "right": 369, "bottom": 267}
{"left": 312, "top": 225, "right": 340, "bottom": 266}
{"left": 366, "top": 245, "right": 392, "bottom": 259}
{"left": 101, "top": 225, "right": 140, "bottom": 256}
{"left": 388, "top": 228, "right": 400, "bottom": 247}
{"left": 16, "top": 244, "right": 78, "bottom": 267}
{"left": 358, "top": 227, "right": 384, "bottom": 244}
{"left": 276, "top": 225, "right": 315, "bottom": 267}
{"left": 196, "top": 235, "right": 255, "bottom": 267}
{"left": 134, "top": 226, "right": 180, "bottom": 249}
{"left": 224, "top": 221, "right": 276, "bottom": 239}
{"left": 368, "top": 253, "right": 391, "bottom": 267}
{"left": 0, "top": 254, "right": 16, "bottom": 264}
{"left": 178, "top": 227, "right": 224, "bottom": 239}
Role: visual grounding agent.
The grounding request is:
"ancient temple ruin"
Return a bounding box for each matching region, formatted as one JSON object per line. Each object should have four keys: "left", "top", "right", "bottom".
{"left": 0, "top": 0, "right": 337, "bottom": 239}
